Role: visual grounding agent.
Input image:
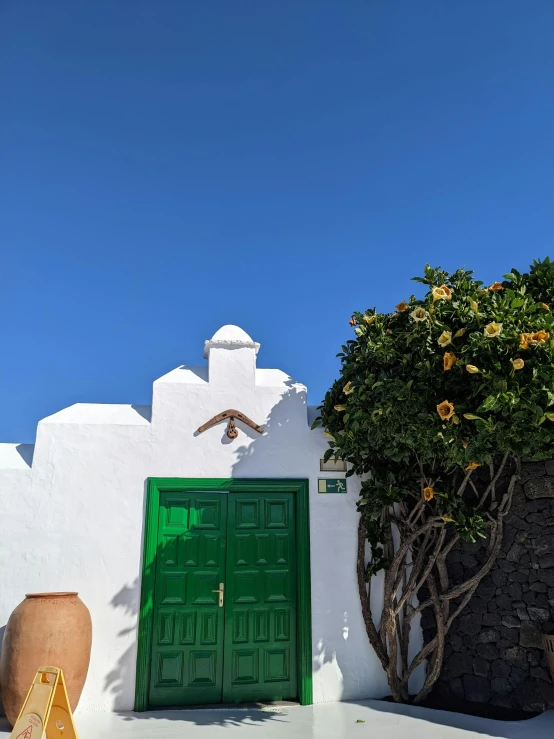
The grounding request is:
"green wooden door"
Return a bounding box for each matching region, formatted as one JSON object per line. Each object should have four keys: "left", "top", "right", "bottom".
{"left": 223, "top": 492, "right": 297, "bottom": 702}
{"left": 149, "top": 491, "right": 297, "bottom": 707}
{"left": 149, "top": 493, "right": 228, "bottom": 707}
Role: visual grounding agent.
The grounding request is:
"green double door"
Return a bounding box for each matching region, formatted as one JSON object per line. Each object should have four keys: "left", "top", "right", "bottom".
{"left": 149, "top": 491, "right": 297, "bottom": 707}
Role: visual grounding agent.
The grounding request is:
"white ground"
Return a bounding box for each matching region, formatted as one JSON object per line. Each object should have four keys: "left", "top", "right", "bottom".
{"left": 0, "top": 701, "right": 552, "bottom": 739}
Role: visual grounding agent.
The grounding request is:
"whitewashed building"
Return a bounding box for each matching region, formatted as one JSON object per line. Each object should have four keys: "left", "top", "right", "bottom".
{"left": 0, "top": 325, "right": 417, "bottom": 713}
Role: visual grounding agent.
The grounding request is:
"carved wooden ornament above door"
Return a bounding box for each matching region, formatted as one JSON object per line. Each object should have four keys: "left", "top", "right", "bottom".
{"left": 197, "top": 409, "right": 264, "bottom": 439}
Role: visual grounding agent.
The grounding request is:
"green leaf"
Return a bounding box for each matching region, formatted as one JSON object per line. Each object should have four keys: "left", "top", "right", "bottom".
{"left": 477, "top": 395, "right": 501, "bottom": 413}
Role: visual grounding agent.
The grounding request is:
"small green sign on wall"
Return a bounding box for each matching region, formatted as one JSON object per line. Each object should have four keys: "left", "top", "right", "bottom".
{"left": 318, "top": 478, "right": 347, "bottom": 494}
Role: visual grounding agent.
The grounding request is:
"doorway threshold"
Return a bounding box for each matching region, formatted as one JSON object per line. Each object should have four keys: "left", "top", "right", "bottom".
{"left": 158, "top": 701, "right": 299, "bottom": 712}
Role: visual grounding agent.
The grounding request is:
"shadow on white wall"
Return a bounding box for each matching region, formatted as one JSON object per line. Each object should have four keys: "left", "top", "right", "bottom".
{"left": 230, "top": 383, "right": 371, "bottom": 702}
{"left": 104, "top": 378, "right": 395, "bottom": 713}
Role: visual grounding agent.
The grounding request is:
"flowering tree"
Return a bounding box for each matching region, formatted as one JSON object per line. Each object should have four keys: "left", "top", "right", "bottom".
{"left": 314, "top": 259, "right": 554, "bottom": 703}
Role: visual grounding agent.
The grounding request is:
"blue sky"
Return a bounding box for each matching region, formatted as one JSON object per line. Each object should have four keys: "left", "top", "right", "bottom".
{"left": 1, "top": 1, "right": 553, "bottom": 442}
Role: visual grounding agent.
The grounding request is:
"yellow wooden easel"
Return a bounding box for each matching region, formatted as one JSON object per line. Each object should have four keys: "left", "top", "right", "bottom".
{"left": 9, "top": 666, "right": 78, "bottom": 739}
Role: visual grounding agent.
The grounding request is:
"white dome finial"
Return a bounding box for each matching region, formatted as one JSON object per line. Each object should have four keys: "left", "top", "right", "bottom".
{"left": 203, "top": 325, "right": 260, "bottom": 359}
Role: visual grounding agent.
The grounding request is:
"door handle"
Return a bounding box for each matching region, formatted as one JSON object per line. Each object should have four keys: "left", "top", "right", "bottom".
{"left": 212, "top": 582, "right": 224, "bottom": 607}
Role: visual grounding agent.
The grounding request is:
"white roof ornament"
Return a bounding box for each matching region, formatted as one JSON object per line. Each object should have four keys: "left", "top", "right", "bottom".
{"left": 203, "top": 325, "right": 260, "bottom": 359}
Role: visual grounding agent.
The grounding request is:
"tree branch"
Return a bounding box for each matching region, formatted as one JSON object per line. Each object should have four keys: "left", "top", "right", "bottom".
{"left": 356, "top": 516, "right": 388, "bottom": 671}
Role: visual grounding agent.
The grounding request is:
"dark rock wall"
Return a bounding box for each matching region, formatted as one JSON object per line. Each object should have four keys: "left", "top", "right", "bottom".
{"left": 423, "top": 461, "right": 554, "bottom": 713}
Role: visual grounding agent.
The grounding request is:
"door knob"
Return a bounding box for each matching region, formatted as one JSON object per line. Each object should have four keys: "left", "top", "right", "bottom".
{"left": 211, "top": 582, "right": 224, "bottom": 607}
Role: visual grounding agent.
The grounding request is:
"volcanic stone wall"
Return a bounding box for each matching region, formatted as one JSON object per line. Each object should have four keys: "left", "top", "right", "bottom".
{"left": 423, "top": 461, "right": 554, "bottom": 713}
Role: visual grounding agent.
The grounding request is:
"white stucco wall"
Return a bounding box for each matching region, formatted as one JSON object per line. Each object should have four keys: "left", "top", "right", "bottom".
{"left": 0, "top": 325, "right": 421, "bottom": 713}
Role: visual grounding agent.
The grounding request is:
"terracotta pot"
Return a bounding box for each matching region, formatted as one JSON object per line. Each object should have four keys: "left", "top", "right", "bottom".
{"left": 0, "top": 592, "right": 92, "bottom": 726}
{"left": 543, "top": 630, "right": 554, "bottom": 681}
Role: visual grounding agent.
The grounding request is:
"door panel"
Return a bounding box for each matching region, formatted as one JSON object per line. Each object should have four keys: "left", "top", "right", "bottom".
{"left": 149, "top": 493, "right": 228, "bottom": 707}
{"left": 149, "top": 490, "right": 298, "bottom": 707}
{"left": 223, "top": 493, "right": 297, "bottom": 702}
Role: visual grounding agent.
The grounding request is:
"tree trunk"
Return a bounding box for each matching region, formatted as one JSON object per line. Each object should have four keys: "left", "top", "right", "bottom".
{"left": 357, "top": 459, "right": 520, "bottom": 703}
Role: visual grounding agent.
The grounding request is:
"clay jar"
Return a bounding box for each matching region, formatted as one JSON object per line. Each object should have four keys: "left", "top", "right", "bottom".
{"left": 0, "top": 592, "right": 92, "bottom": 725}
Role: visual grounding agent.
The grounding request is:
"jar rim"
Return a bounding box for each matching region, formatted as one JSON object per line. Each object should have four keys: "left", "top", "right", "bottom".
{"left": 25, "top": 592, "right": 78, "bottom": 598}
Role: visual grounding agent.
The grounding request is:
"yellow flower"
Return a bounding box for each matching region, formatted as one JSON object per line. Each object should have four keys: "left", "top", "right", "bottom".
{"left": 343, "top": 381, "right": 354, "bottom": 395}
{"left": 470, "top": 300, "right": 479, "bottom": 313}
{"left": 410, "top": 307, "right": 429, "bottom": 322}
{"left": 488, "top": 282, "right": 504, "bottom": 292}
{"left": 354, "top": 326, "right": 365, "bottom": 337}
{"left": 520, "top": 332, "right": 533, "bottom": 350}
{"left": 466, "top": 364, "right": 480, "bottom": 374}
{"left": 396, "top": 301, "right": 409, "bottom": 313}
{"left": 423, "top": 486, "right": 435, "bottom": 502}
{"left": 465, "top": 461, "right": 480, "bottom": 471}
{"left": 438, "top": 331, "right": 452, "bottom": 347}
{"left": 334, "top": 405, "right": 346, "bottom": 412}
{"left": 441, "top": 515, "right": 455, "bottom": 523}
{"left": 443, "top": 352, "right": 457, "bottom": 371}
{"left": 484, "top": 322, "right": 502, "bottom": 338}
{"left": 512, "top": 358, "right": 524, "bottom": 370}
{"left": 519, "top": 331, "right": 550, "bottom": 348}
{"left": 432, "top": 284, "right": 453, "bottom": 302}
{"left": 324, "top": 431, "right": 335, "bottom": 440}
{"left": 386, "top": 329, "right": 392, "bottom": 335}
{"left": 532, "top": 329, "right": 550, "bottom": 343}
{"left": 454, "top": 328, "right": 466, "bottom": 338}
{"left": 437, "top": 400, "right": 455, "bottom": 421}
{"left": 542, "top": 303, "right": 550, "bottom": 311}
{"left": 363, "top": 313, "right": 376, "bottom": 325}
{"left": 349, "top": 316, "right": 357, "bottom": 327}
